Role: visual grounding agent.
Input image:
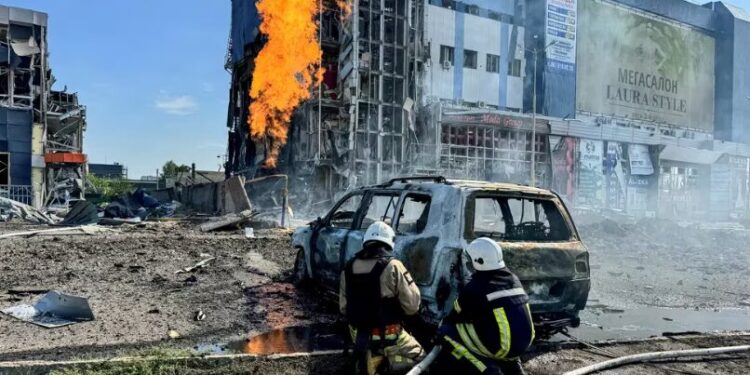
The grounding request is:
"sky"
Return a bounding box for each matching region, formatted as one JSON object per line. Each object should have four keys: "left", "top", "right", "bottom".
{"left": 7, "top": 0, "right": 232, "bottom": 178}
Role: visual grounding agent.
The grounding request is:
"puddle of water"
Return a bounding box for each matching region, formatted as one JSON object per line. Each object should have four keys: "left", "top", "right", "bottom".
{"left": 572, "top": 307, "right": 750, "bottom": 341}
{"left": 196, "top": 323, "right": 345, "bottom": 355}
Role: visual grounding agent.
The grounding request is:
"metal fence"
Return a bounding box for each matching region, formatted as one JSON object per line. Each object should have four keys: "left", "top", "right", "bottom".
{"left": 0, "top": 185, "right": 34, "bottom": 206}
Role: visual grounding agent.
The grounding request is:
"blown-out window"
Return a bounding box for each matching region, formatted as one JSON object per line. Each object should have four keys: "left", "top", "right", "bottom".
{"left": 467, "top": 195, "right": 572, "bottom": 242}
{"left": 396, "top": 194, "right": 431, "bottom": 234}
{"left": 359, "top": 193, "right": 400, "bottom": 229}
{"left": 440, "top": 45, "right": 454, "bottom": 66}
{"left": 328, "top": 193, "right": 363, "bottom": 229}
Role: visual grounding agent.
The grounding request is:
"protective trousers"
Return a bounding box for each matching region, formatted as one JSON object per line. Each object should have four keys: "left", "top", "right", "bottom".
{"left": 351, "top": 326, "right": 424, "bottom": 375}
{"left": 436, "top": 335, "right": 526, "bottom": 375}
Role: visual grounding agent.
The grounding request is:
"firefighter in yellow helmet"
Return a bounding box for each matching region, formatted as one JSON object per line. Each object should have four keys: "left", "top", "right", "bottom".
{"left": 339, "top": 221, "right": 424, "bottom": 374}
{"left": 434, "top": 238, "right": 535, "bottom": 374}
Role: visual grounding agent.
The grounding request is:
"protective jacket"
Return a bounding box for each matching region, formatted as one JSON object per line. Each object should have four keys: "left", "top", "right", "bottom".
{"left": 339, "top": 246, "right": 421, "bottom": 325}
{"left": 339, "top": 245, "right": 424, "bottom": 374}
{"left": 442, "top": 268, "right": 535, "bottom": 361}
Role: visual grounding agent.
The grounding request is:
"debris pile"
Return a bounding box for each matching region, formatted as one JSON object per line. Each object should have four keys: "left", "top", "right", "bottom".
{"left": 579, "top": 217, "right": 750, "bottom": 309}
{"left": 0, "top": 197, "right": 58, "bottom": 225}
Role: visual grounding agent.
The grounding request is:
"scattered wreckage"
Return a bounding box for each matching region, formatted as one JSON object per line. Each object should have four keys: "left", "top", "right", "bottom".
{"left": 1, "top": 291, "right": 95, "bottom": 328}
{"left": 292, "top": 176, "right": 590, "bottom": 338}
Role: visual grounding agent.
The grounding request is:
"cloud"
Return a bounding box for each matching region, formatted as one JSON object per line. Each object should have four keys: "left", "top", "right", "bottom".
{"left": 155, "top": 95, "right": 197, "bottom": 115}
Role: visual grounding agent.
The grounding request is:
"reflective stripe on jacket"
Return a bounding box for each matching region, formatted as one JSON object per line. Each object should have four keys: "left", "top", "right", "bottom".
{"left": 442, "top": 268, "right": 535, "bottom": 360}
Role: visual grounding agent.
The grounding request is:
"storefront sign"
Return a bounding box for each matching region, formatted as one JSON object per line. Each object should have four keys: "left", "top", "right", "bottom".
{"left": 577, "top": 139, "right": 604, "bottom": 207}
{"left": 551, "top": 136, "right": 576, "bottom": 201}
{"left": 628, "top": 175, "right": 652, "bottom": 188}
{"left": 628, "top": 144, "right": 654, "bottom": 176}
{"left": 545, "top": 0, "right": 577, "bottom": 72}
{"left": 442, "top": 113, "right": 549, "bottom": 133}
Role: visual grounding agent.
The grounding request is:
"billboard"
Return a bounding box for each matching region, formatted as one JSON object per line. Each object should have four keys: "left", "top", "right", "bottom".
{"left": 576, "top": 0, "right": 715, "bottom": 131}
{"left": 546, "top": 0, "right": 577, "bottom": 72}
{"left": 577, "top": 139, "right": 604, "bottom": 207}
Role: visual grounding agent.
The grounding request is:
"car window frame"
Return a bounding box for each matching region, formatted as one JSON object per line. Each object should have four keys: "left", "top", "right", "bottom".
{"left": 393, "top": 192, "right": 432, "bottom": 236}
{"left": 355, "top": 189, "right": 403, "bottom": 230}
{"left": 463, "top": 190, "right": 578, "bottom": 242}
{"left": 324, "top": 191, "right": 366, "bottom": 230}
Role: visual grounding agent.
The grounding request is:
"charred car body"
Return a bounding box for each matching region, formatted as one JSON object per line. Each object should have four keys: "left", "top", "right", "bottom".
{"left": 292, "top": 177, "right": 590, "bottom": 337}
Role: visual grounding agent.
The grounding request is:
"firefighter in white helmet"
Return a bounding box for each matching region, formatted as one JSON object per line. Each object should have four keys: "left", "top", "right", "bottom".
{"left": 434, "top": 238, "right": 534, "bottom": 375}
{"left": 339, "top": 221, "right": 424, "bottom": 375}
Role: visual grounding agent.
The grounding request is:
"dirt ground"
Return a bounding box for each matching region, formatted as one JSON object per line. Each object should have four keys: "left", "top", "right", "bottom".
{"left": 1, "top": 217, "right": 749, "bottom": 374}
{"left": 0, "top": 221, "right": 338, "bottom": 362}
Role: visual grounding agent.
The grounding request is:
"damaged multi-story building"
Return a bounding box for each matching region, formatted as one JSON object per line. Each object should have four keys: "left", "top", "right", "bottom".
{"left": 226, "top": 0, "right": 750, "bottom": 221}
{"left": 0, "top": 5, "right": 87, "bottom": 208}
{"left": 227, "top": 0, "right": 545, "bottom": 205}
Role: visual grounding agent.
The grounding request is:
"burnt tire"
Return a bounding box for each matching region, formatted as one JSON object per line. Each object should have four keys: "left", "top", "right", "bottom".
{"left": 293, "top": 248, "right": 309, "bottom": 286}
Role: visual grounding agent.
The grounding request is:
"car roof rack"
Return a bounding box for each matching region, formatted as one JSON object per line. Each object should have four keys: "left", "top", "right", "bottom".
{"left": 382, "top": 176, "right": 449, "bottom": 186}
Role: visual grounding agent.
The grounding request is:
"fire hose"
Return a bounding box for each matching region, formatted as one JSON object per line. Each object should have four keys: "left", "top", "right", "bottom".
{"left": 405, "top": 345, "right": 442, "bottom": 375}
{"left": 562, "top": 345, "right": 750, "bottom": 375}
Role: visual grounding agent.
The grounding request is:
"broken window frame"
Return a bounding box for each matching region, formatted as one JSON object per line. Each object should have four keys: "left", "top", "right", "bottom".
{"left": 357, "top": 190, "right": 401, "bottom": 229}
{"left": 463, "top": 49, "right": 478, "bottom": 69}
{"left": 395, "top": 193, "right": 431, "bottom": 235}
{"left": 464, "top": 192, "right": 575, "bottom": 242}
{"left": 439, "top": 45, "right": 454, "bottom": 66}
{"left": 0, "top": 153, "right": 9, "bottom": 186}
{"left": 326, "top": 192, "right": 365, "bottom": 229}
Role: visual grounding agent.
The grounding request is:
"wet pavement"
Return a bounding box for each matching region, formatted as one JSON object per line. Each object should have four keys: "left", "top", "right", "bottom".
{"left": 195, "top": 323, "right": 345, "bottom": 355}
{"left": 572, "top": 306, "right": 750, "bottom": 341}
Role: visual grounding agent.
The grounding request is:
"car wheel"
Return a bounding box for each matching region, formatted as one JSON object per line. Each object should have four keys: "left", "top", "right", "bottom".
{"left": 293, "top": 248, "right": 309, "bottom": 286}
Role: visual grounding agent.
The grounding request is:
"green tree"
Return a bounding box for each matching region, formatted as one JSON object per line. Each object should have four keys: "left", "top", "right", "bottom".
{"left": 86, "top": 175, "right": 134, "bottom": 201}
{"left": 161, "top": 161, "right": 190, "bottom": 178}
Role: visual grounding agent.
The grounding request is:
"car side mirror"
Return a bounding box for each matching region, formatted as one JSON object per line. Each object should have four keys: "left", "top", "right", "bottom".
{"left": 311, "top": 216, "right": 323, "bottom": 228}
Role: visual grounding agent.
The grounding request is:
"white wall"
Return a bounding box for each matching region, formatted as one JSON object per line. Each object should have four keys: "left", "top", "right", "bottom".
{"left": 425, "top": 5, "right": 455, "bottom": 102}
{"left": 423, "top": 4, "right": 525, "bottom": 109}
{"left": 462, "top": 12, "right": 501, "bottom": 105}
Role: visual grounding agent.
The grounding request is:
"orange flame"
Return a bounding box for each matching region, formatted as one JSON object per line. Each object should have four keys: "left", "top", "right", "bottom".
{"left": 336, "top": 0, "right": 352, "bottom": 19}
{"left": 249, "top": 0, "right": 324, "bottom": 168}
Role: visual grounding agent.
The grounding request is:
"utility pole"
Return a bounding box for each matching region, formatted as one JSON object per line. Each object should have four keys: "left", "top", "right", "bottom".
{"left": 526, "top": 35, "right": 556, "bottom": 187}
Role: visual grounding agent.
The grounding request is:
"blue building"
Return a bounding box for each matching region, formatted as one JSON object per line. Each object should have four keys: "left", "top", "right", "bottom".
{"left": 0, "top": 6, "right": 87, "bottom": 208}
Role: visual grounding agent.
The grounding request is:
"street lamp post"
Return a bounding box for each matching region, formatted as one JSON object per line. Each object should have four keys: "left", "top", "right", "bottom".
{"left": 526, "top": 35, "right": 557, "bottom": 187}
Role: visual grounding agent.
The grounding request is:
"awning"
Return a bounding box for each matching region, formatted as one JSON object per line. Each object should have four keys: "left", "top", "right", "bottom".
{"left": 659, "top": 145, "right": 724, "bottom": 165}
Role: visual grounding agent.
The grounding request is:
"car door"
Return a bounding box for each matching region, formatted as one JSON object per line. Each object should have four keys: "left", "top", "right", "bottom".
{"left": 340, "top": 190, "right": 402, "bottom": 269}
{"left": 312, "top": 192, "right": 365, "bottom": 289}
{"left": 392, "top": 192, "right": 437, "bottom": 286}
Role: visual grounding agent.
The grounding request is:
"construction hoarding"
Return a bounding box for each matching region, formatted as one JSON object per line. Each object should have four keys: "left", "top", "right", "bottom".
{"left": 576, "top": 0, "right": 715, "bottom": 131}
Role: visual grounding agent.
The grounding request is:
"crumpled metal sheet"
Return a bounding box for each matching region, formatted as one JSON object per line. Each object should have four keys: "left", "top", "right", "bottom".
{"left": 10, "top": 37, "right": 40, "bottom": 57}
{"left": 1, "top": 291, "right": 95, "bottom": 328}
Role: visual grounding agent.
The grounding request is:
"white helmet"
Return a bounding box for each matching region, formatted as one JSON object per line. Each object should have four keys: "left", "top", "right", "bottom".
{"left": 467, "top": 237, "right": 505, "bottom": 271}
{"left": 363, "top": 221, "right": 396, "bottom": 249}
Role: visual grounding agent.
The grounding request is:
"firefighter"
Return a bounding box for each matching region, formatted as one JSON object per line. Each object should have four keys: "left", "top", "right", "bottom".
{"left": 435, "top": 238, "right": 534, "bottom": 375}
{"left": 340, "top": 221, "right": 424, "bottom": 375}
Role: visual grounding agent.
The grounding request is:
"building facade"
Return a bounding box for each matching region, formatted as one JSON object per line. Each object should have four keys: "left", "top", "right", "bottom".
{"left": 530, "top": 0, "right": 750, "bottom": 220}
{"left": 226, "top": 0, "right": 750, "bottom": 220}
{"left": 0, "top": 6, "right": 87, "bottom": 208}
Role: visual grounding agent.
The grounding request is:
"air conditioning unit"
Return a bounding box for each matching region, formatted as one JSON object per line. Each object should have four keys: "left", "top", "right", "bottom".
{"left": 477, "top": 101, "right": 486, "bottom": 108}
{"left": 441, "top": 60, "right": 452, "bottom": 70}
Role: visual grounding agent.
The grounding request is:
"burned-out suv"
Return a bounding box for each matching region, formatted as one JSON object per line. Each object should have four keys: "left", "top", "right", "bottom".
{"left": 292, "top": 176, "right": 590, "bottom": 338}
